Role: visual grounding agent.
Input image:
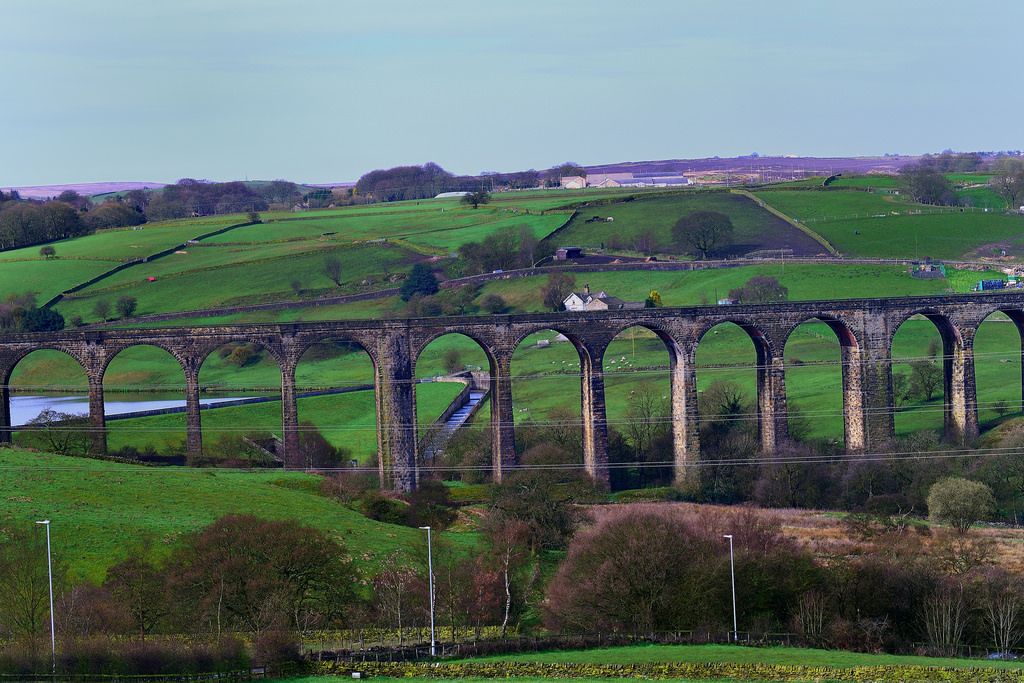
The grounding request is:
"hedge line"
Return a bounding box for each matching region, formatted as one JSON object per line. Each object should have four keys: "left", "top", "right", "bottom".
{"left": 313, "top": 660, "right": 1024, "bottom": 682}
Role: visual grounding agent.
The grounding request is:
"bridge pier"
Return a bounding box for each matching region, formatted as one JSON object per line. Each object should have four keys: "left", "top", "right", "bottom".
{"left": 0, "top": 378, "right": 11, "bottom": 445}
{"left": 490, "top": 352, "right": 517, "bottom": 481}
{"left": 840, "top": 343, "right": 867, "bottom": 451}
{"left": 581, "top": 345, "right": 609, "bottom": 487}
{"left": 757, "top": 346, "right": 788, "bottom": 453}
{"left": 377, "top": 333, "right": 418, "bottom": 492}
{"left": 87, "top": 371, "right": 107, "bottom": 456}
{"left": 861, "top": 316, "right": 897, "bottom": 448}
{"left": 946, "top": 339, "right": 979, "bottom": 445}
{"left": 671, "top": 345, "right": 700, "bottom": 489}
{"left": 280, "top": 359, "right": 300, "bottom": 467}
{"left": 183, "top": 362, "right": 203, "bottom": 460}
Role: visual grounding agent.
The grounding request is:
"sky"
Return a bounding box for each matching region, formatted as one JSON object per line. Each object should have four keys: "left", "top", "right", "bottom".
{"left": 3, "top": 0, "right": 1022, "bottom": 186}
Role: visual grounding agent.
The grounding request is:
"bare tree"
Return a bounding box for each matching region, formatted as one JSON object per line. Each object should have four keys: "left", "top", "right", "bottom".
{"left": 672, "top": 210, "right": 734, "bottom": 259}
{"left": 990, "top": 159, "right": 1024, "bottom": 209}
{"left": 373, "top": 552, "right": 420, "bottom": 644}
{"left": 541, "top": 272, "right": 576, "bottom": 311}
{"left": 323, "top": 255, "right": 343, "bottom": 287}
{"left": 922, "top": 581, "right": 968, "bottom": 657}
{"left": 981, "top": 569, "right": 1023, "bottom": 654}
{"left": 794, "top": 591, "right": 829, "bottom": 647}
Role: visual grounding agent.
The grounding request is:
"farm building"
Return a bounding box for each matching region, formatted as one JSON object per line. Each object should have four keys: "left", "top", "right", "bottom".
{"left": 618, "top": 175, "right": 690, "bottom": 188}
{"left": 563, "top": 284, "right": 643, "bottom": 312}
{"left": 555, "top": 246, "right": 584, "bottom": 260}
{"left": 434, "top": 191, "right": 471, "bottom": 199}
{"left": 559, "top": 176, "right": 587, "bottom": 189}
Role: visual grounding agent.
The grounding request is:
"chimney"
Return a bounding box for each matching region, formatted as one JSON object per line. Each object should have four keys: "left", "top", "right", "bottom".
{"left": 583, "top": 284, "right": 590, "bottom": 295}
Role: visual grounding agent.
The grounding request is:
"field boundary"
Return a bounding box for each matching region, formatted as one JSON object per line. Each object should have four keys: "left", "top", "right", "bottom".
{"left": 42, "top": 220, "right": 258, "bottom": 309}
{"left": 731, "top": 188, "right": 840, "bottom": 256}
{"left": 311, "top": 659, "right": 1024, "bottom": 682}
{"left": 87, "top": 256, "right": 1004, "bottom": 327}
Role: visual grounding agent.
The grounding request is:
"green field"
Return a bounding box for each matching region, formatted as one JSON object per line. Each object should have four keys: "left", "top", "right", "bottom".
{"left": 755, "top": 189, "right": 1024, "bottom": 259}
{"left": 55, "top": 242, "right": 420, "bottom": 322}
{"left": 0, "top": 448, "right": 474, "bottom": 582}
{"left": 469, "top": 642, "right": 1024, "bottom": 670}
{"left": 96, "top": 381, "right": 464, "bottom": 460}
{"left": 552, "top": 191, "right": 823, "bottom": 256}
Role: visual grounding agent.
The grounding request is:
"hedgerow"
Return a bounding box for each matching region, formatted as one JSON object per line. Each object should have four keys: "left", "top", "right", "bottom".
{"left": 313, "top": 660, "right": 1024, "bottom": 682}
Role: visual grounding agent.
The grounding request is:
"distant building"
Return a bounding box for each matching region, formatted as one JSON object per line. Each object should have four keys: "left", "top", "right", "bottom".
{"left": 618, "top": 176, "right": 690, "bottom": 188}
{"left": 586, "top": 172, "right": 633, "bottom": 188}
{"left": 559, "top": 176, "right": 587, "bottom": 190}
{"left": 435, "top": 191, "right": 471, "bottom": 199}
{"left": 563, "top": 284, "right": 643, "bottom": 312}
{"left": 555, "top": 246, "right": 584, "bottom": 261}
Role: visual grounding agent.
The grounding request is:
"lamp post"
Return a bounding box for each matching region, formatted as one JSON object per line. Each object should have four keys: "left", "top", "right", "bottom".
{"left": 419, "top": 526, "right": 436, "bottom": 656}
{"left": 723, "top": 534, "right": 737, "bottom": 643}
{"left": 36, "top": 520, "right": 56, "bottom": 675}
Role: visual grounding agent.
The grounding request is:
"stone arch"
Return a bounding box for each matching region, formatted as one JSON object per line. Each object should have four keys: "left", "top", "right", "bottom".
{"left": 292, "top": 336, "right": 380, "bottom": 471}
{"left": 411, "top": 331, "right": 496, "bottom": 482}
{"left": 194, "top": 337, "right": 286, "bottom": 370}
{"left": 100, "top": 343, "right": 193, "bottom": 455}
{"left": 973, "top": 307, "right": 1024, "bottom": 427}
{"left": 694, "top": 317, "right": 776, "bottom": 359}
{"left": 99, "top": 341, "right": 190, "bottom": 377}
{"left": 889, "top": 309, "right": 975, "bottom": 443}
{"left": 601, "top": 323, "right": 681, "bottom": 490}
{"left": 195, "top": 339, "right": 285, "bottom": 465}
{"left": 692, "top": 318, "right": 784, "bottom": 454}
{"left": 780, "top": 314, "right": 865, "bottom": 451}
{"left": 508, "top": 325, "right": 606, "bottom": 484}
{"left": 1, "top": 346, "right": 92, "bottom": 448}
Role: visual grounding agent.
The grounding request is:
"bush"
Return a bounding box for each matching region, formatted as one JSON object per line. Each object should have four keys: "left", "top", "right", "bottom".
{"left": 480, "top": 293, "right": 507, "bottom": 313}
{"left": 928, "top": 477, "right": 996, "bottom": 534}
{"left": 253, "top": 629, "right": 302, "bottom": 666}
{"left": 400, "top": 263, "right": 439, "bottom": 301}
{"left": 361, "top": 491, "right": 408, "bottom": 524}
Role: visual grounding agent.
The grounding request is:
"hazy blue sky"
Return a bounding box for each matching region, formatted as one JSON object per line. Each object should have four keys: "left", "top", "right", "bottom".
{"left": 3, "top": 0, "right": 1022, "bottom": 186}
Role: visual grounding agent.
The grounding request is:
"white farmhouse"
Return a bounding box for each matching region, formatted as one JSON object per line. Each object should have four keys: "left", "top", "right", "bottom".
{"left": 563, "top": 284, "right": 644, "bottom": 311}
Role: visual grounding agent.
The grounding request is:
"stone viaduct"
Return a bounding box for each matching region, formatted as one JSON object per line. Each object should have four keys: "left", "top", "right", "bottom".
{"left": 2, "top": 292, "right": 1023, "bottom": 492}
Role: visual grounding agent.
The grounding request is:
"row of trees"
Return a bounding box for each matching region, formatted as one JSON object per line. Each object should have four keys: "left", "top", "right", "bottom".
{"left": 354, "top": 162, "right": 590, "bottom": 202}
{"left": 0, "top": 293, "right": 64, "bottom": 332}
{"left": 546, "top": 504, "right": 1022, "bottom": 655}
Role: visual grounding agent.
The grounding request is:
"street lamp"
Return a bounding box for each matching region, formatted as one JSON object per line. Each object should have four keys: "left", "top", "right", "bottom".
{"left": 419, "top": 526, "right": 436, "bottom": 656}
{"left": 36, "top": 520, "right": 56, "bottom": 675}
{"left": 723, "top": 534, "right": 737, "bottom": 643}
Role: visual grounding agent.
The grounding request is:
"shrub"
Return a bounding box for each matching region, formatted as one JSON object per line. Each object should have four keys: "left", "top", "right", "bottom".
{"left": 480, "top": 293, "right": 507, "bottom": 313}
{"left": 928, "top": 477, "right": 996, "bottom": 534}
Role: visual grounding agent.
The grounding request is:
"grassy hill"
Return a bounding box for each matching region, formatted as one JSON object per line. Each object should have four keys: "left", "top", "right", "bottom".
{"left": 551, "top": 190, "right": 825, "bottom": 257}
{"left": 0, "top": 447, "right": 474, "bottom": 583}
{"left": 754, "top": 188, "right": 1024, "bottom": 259}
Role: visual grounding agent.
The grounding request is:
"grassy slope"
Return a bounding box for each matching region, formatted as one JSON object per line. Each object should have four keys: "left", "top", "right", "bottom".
{"left": 99, "top": 381, "right": 464, "bottom": 460}
{"left": 55, "top": 242, "right": 419, "bottom": 321}
{"left": 49, "top": 202, "right": 570, "bottom": 323}
{"left": 755, "top": 189, "right": 1024, "bottom": 259}
{"left": 0, "top": 448, "right": 471, "bottom": 583}
{"left": 552, "top": 191, "right": 822, "bottom": 256}
{"left": 0, "top": 216, "right": 243, "bottom": 303}
{"left": 470, "top": 643, "right": 1024, "bottom": 670}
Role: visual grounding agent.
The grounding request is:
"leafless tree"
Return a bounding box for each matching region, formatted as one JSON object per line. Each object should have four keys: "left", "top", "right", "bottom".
{"left": 922, "top": 580, "right": 968, "bottom": 657}
{"left": 980, "top": 570, "right": 1023, "bottom": 654}
{"left": 323, "top": 255, "right": 343, "bottom": 287}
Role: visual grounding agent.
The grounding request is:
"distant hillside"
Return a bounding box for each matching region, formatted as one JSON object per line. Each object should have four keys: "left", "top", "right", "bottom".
{"left": 585, "top": 155, "right": 917, "bottom": 177}
{"left": 8, "top": 181, "right": 167, "bottom": 199}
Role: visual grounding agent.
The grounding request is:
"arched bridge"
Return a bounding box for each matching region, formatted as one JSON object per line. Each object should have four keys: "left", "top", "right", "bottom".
{"left": 3, "top": 292, "right": 1022, "bottom": 491}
